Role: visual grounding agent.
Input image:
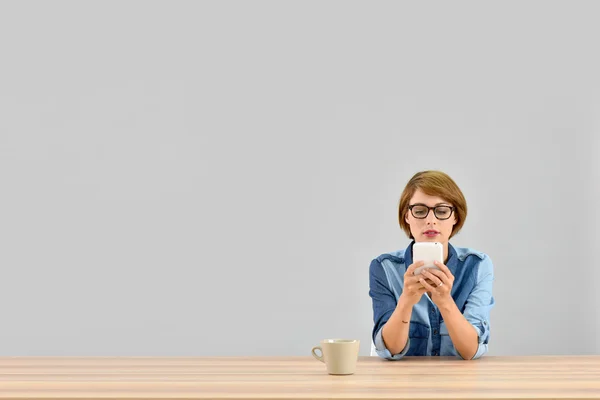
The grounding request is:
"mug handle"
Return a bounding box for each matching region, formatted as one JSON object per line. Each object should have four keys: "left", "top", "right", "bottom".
{"left": 311, "top": 346, "right": 324, "bottom": 363}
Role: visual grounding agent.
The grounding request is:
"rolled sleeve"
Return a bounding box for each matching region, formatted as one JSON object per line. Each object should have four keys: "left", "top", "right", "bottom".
{"left": 369, "top": 258, "right": 407, "bottom": 360}
{"left": 374, "top": 326, "right": 409, "bottom": 360}
{"left": 460, "top": 255, "right": 495, "bottom": 360}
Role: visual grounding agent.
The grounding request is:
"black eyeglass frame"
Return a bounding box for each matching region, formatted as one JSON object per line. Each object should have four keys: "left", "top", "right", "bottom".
{"left": 408, "top": 204, "right": 455, "bottom": 220}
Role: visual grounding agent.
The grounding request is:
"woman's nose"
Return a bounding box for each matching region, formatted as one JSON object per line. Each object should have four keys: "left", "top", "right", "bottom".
{"left": 425, "top": 211, "right": 437, "bottom": 224}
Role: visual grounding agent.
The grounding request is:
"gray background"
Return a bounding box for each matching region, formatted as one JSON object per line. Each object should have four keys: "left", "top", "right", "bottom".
{"left": 0, "top": 1, "right": 598, "bottom": 356}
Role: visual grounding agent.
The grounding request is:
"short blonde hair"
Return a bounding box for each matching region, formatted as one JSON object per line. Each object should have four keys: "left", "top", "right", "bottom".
{"left": 398, "top": 170, "right": 467, "bottom": 239}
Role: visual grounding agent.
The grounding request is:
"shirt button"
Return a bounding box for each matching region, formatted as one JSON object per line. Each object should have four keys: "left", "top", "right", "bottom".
{"left": 432, "top": 351, "right": 438, "bottom": 356}
{"left": 433, "top": 329, "right": 438, "bottom": 335}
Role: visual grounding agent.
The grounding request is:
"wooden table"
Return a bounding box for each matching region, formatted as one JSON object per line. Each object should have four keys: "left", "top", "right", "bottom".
{"left": 0, "top": 356, "right": 599, "bottom": 399}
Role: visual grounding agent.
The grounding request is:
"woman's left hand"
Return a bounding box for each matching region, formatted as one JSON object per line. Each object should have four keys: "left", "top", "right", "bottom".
{"left": 418, "top": 261, "right": 455, "bottom": 307}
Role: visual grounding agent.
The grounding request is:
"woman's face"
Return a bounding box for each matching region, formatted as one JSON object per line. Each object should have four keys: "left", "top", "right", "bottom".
{"left": 405, "top": 189, "right": 457, "bottom": 244}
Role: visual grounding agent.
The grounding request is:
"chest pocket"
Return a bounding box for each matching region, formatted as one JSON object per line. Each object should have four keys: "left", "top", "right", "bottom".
{"left": 406, "top": 321, "right": 429, "bottom": 356}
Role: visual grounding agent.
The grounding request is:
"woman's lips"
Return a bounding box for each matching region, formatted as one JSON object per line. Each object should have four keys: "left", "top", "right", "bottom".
{"left": 423, "top": 231, "right": 439, "bottom": 238}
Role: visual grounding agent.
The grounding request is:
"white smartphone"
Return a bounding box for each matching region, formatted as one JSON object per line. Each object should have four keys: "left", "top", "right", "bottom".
{"left": 412, "top": 242, "right": 443, "bottom": 275}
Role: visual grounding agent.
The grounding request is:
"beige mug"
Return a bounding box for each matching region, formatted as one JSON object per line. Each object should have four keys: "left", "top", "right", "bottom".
{"left": 311, "top": 339, "right": 360, "bottom": 375}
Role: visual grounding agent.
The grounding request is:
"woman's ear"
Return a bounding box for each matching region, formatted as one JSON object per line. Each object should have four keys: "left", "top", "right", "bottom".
{"left": 405, "top": 211, "right": 410, "bottom": 224}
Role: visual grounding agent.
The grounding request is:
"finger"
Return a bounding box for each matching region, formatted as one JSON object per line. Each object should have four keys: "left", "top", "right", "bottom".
{"left": 418, "top": 276, "right": 436, "bottom": 292}
{"left": 426, "top": 268, "right": 449, "bottom": 284}
{"left": 416, "top": 277, "right": 436, "bottom": 286}
{"left": 433, "top": 261, "right": 453, "bottom": 278}
{"left": 410, "top": 280, "right": 432, "bottom": 292}
{"left": 407, "top": 280, "right": 424, "bottom": 290}
{"left": 410, "top": 284, "right": 428, "bottom": 293}
{"left": 421, "top": 270, "right": 443, "bottom": 287}
{"left": 406, "top": 274, "right": 426, "bottom": 285}
{"left": 411, "top": 274, "right": 433, "bottom": 286}
{"left": 409, "top": 287, "right": 427, "bottom": 296}
{"left": 406, "top": 261, "right": 425, "bottom": 275}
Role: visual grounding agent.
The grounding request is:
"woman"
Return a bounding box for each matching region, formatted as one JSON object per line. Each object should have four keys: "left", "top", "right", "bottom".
{"left": 369, "top": 170, "right": 495, "bottom": 360}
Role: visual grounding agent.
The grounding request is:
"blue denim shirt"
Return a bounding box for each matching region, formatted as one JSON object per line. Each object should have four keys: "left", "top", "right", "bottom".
{"left": 369, "top": 241, "right": 495, "bottom": 360}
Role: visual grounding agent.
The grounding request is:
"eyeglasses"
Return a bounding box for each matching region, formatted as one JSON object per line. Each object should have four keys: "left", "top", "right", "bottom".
{"left": 408, "top": 204, "right": 455, "bottom": 220}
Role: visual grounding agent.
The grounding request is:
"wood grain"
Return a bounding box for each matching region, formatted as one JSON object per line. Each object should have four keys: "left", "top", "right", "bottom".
{"left": 0, "top": 356, "right": 599, "bottom": 399}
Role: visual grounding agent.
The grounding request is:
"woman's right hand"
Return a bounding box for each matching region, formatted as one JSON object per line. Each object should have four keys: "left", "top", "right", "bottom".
{"left": 400, "top": 261, "right": 430, "bottom": 306}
